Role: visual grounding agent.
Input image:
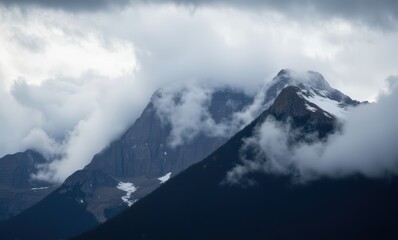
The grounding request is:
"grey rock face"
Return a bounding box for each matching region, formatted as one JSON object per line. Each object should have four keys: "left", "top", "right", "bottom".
{"left": 0, "top": 150, "right": 55, "bottom": 220}
{"left": 87, "top": 88, "right": 253, "bottom": 178}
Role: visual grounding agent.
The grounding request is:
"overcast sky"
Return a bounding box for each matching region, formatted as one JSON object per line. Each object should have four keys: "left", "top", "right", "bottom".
{"left": 0, "top": 0, "right": 397, "bottom": 182}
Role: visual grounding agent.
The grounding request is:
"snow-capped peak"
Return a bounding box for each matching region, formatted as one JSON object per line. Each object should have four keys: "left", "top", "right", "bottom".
{"left": 262, "top": 69, "right": 359, "bottom": 118}
{"left": 275, "top": 69, "right": 333, "bottom": 92}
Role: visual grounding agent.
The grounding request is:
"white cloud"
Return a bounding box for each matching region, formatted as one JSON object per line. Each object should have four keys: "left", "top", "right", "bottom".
{"left": 153, "top": 84, "right": 216, "bottom": 147}
{"left": 29, "top": 74, "right": 150, "bottom": 183}
{"left": 0, "top": 7, "right": 136, "bottom": 89}
{"left": 1, "top": 3, "right": 398, "bottom": 183}
{"left": 153, "top": 84, "right": 254, "bottom": 148}
{"left": 0, "top": 7, "right": 147, "bottom": 183}
{"left": 84, "top": 4, "right": 398, "bottom": 101}
{"left": 21, "top": 128, "right": 62, "bottom": 159}
{"left": 0, "top": 89, "right": 42, "bottom": 156}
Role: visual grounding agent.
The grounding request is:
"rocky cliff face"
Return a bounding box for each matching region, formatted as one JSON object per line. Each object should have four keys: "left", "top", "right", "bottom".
{"left": 0, "top": 150, "right": 55, "bottom": 220}
{"left": 266, "top": 86, "right": 336, "bottom": 138}
{"left": 87, "top": 88, "right": 252, "bottom": 177}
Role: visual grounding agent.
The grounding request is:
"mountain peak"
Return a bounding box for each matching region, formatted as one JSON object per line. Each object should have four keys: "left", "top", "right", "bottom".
{"left": 264, "top": 86, "right": 336, "bottom": 138}
{"left": 262, "top": 69, "right": 359, "bottom": 118}
{"left": 276, "top": 68, "right": 293, "bottom": 76}
{"left": 274, "top": 69, "right": 332, "bottom": 92}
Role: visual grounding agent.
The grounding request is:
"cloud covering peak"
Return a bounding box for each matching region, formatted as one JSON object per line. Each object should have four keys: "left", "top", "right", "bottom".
{"left": 152, "top": 84, "right": 255, "bottom": 148}
{"left": 227, "top": 77, "right": 398, "bottom": 184}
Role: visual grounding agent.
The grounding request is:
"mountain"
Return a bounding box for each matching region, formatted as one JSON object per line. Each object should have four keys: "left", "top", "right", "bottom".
{"left": 73, "top": 85, "right": 398, "bottom": 240}
{"left": 0, "top": 87, "right": 254, "bottom": 240}
{"left": 0, "top": 70, "right": 366, "bottom": 239}
{"left": 0, "top": 150, "right": 56, "bottom": 220}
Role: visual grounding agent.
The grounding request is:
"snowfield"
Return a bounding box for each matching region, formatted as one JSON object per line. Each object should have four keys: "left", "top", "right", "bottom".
{"left": 117, "top": 182, "right": 137, "bottom": 207}
{"left": 298, "top": 90, "right": 348, "bottom": 119}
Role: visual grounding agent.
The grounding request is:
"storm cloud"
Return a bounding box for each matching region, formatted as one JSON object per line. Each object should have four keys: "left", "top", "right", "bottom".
{"left": 2, "top": 0, "right": 398, "bottom": 29}
{"left": 0, "top": 0, "right": 131, "bottom": 11}
{"left": 162, "top": 0, "right": 398, "bottom": 29}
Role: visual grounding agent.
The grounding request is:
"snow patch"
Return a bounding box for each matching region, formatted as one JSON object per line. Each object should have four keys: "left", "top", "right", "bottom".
{"left": 305, "top": 103, "right": 317, "bottom": 112}
{"left": 158, "top": 172, "right": 172, "bottom": 184}
{"left": 323, "top": 112, "right": 333, "bottom": 118}
{"left": 299, "top": 90, "right": 347, "bottom": 119}
{"left": 31, "top": 186, "right": 50, "bottom": 191}
{"left": 117, "top": 182, "right": 137, "bottom": 207}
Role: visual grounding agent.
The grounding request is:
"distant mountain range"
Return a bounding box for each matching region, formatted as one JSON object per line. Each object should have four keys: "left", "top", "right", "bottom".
{"left": 0, "top": 150, "right": 56, "bottom": 220}
{"left": 2, "top": 69, "right": 389, "bottom": 240}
